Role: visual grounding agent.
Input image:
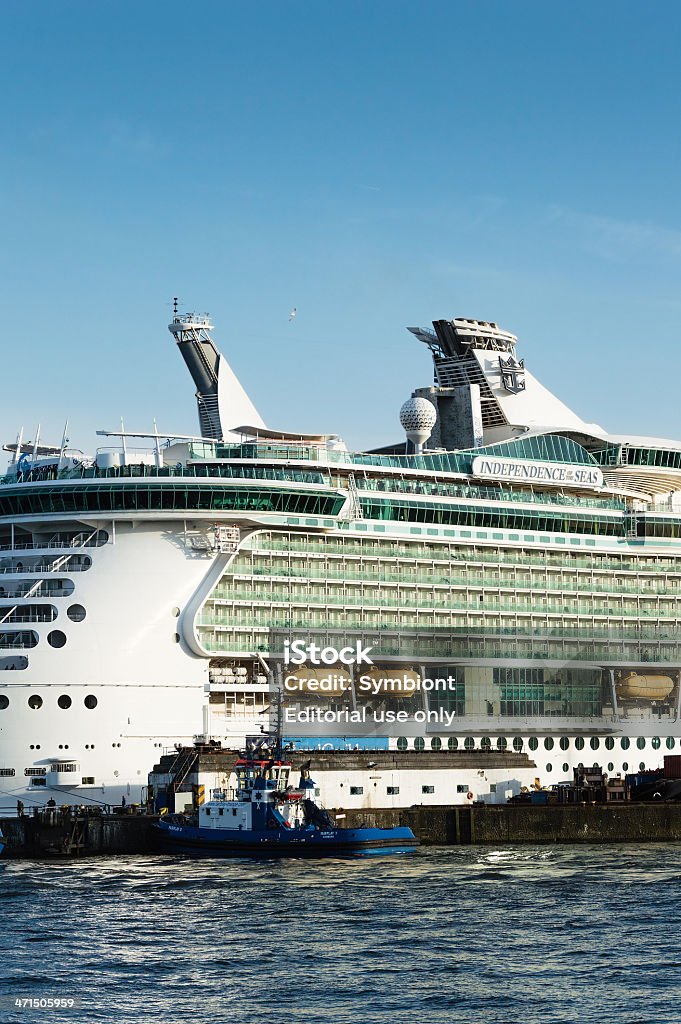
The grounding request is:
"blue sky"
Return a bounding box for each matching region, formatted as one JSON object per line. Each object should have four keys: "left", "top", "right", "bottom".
{"left": 3, "top": 1, "right": 681, "bottom": 452}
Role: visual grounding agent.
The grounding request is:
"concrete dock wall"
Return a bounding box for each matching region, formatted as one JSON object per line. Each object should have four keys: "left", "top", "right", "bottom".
{"left": 1, "top": 813, "right": 157, "bottom": 858}
{"left": 340, "top": 803, "right": 681, "bottom": 845}
{"left": 4, "top": 804, "right": 681, "bottom": 856}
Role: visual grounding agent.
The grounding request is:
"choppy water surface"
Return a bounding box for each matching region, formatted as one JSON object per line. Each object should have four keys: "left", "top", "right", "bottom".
{"left": 1, "top": 845, "right": 681, "bottom": 1023}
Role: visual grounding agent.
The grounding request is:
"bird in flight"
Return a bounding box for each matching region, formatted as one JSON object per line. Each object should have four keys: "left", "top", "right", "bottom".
{"left": 288, "top": 307, "right": 297, "bottom": 321}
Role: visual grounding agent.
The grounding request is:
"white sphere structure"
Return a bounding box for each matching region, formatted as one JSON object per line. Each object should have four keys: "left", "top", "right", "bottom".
{"left": 399, "top": 396, "right": 437, "bottom": 452}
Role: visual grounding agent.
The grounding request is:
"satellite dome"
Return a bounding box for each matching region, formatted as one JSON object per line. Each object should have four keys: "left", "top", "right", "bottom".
{"left": 399, "top": 396, "right": 437, "bottom": 452}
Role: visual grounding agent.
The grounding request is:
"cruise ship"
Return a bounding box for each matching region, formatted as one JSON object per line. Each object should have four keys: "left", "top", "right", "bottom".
{"left": 2, "top": 307, "right": 681, "bottom": 810}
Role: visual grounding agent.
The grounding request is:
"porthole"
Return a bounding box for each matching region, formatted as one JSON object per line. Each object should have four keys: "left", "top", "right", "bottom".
{"left": 28, "top": 695, "right": 43, "bottom": 709}
{"left": 546, "top": 763, "right": 552, "bottom": 772}
{"left": 607, "top": 762, "right": 614, "bottom": 772}
{"left": 513, "top": 737, "right": 523, "bottom": 752}
{"left": 448, "top": 737, "right": 458, "bottom": 751}
{"left": 173, "top": 633, "right": 180, "bottom": 643}
{"left": 639, "top": 761, "right": 646, "bottom": 771}
{"left": 464, "top": 737, "right": 474, "bottom": 751}
{"left": 621, "top": 737, "right": 630, "bottom": 750}
{"left": 605, "top": 737, "right": 615, "bottom": 750}
{"left": 590, "top": 737, "right": 600, "bottom": 751}
{"left": 57, "top": 695, "right": 72, "bottom": 710}
{"left": 528, "top": 737, "right": 538, "bottom": 751}
{"left": 637, "top": 737, "right": 646, "bottom": 750}
{"left": 430, "top": 737, "right": 442, "bottom": 751}
{"left": 544, "top": 737, "right": 554, "bottom": 751}
{"left": 84, "top": 695, "right": 97, "bottom": 709}
{"left": 0, "top": 695, "right": 8, "bottom": 710}
{"left": 47, "top": 630, "right": 67, "bottom": 649}
{"left": 67, "top": 604, "right": 86, "bottom": 622}
{"left": 562, "top": 762, "right": 569, "bottom": 773}
{"left": 396, "top": 737, "right": 407, "bottom": 751}
{"left": 575, "top": 737, "right": 585, "bottom": 750}
{"left": 480, "top": 736, "right": 491, "bottom": 751}
{"left": 652, "top": 737, "right": 661, "bottom": 750}
{"left": 172, "top": 607, "right": 180, "bottom": 617}
{"left": 496, "top": 737, "right": 507, "bottom": 751}
{"left": 559, "top": 737, "right": 569, "bottom": 751}
{"left": 623, "top": 761, "right": 629, "bottom": 771}
{"left": 666, "top": 737, "right": 676, "bottom": 750}
{"left": 414, "top": 737, "right": 425, "bottom": 751}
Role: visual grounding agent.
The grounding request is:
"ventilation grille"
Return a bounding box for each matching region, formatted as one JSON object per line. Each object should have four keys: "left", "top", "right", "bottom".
{"left": 433, "top": 355, "right": 507, "bottom": 427}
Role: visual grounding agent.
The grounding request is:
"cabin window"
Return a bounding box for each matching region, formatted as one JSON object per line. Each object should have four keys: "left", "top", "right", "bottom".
{"left": 387, "top": 786, "right": 399, "bottom": 795}
{"left": 457, "top": 785, "right": 468, "bottom": 793}
{"left": 422, "top": 785, "right": 435, "bottom": 794}
{"left": 350, "top": 786, "right": 364, "bottom": 795}
{"left": 232, "top": 809, "right": 238, "bottom": 816}
{"left": 205, "top": 808, "right": 211, "bottom": 815}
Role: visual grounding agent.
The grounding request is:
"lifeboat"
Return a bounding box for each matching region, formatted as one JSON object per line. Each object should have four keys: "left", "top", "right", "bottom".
{"left": 616, "top": 673, "right": 675, "bottom": 701}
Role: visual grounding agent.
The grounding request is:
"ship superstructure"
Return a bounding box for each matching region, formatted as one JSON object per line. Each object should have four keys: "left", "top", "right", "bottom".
{"left": 2, "top": 309, "right": 681, "bottom": 810}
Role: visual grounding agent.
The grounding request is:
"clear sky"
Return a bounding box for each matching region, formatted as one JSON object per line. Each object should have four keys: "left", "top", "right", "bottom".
{"left": 3, "top": 1, "right": 681, "bottom": 453}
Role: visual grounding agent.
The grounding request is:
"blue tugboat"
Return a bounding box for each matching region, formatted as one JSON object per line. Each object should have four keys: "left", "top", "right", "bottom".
{"left": 154, "top": 745, "right": 417, "bottom": 858}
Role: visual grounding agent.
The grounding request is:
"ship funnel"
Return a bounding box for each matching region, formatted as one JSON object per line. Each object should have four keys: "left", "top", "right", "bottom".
{"left": 168, "top": 310, "right": 265, "bottom": 442}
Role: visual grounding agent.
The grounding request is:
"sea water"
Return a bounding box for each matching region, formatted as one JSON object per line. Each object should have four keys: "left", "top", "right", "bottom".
{"left": 1, "top": 844, "right": 680, "bottom": 1024}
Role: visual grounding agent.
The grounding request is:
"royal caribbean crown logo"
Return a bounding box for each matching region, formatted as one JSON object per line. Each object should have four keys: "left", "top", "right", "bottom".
{"left": 499, "top": 354, "right": 526, "bottom": 393}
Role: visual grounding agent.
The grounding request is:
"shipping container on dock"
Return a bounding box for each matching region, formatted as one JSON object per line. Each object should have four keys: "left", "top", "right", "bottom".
{"left": 664, "top": 755, "right": 681, "bottom": 779}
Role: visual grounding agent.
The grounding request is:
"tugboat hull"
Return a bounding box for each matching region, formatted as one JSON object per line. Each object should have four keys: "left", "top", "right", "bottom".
{"left": 154, "top": 819, "right": 417, "bottom": 857}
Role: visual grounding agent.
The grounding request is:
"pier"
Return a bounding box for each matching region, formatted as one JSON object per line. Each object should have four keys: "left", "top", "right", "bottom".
{"left": 4, "top": 802, "right": 681, "bottom": 857}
